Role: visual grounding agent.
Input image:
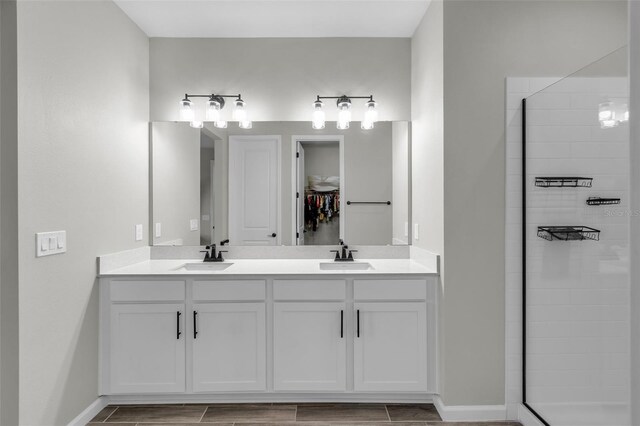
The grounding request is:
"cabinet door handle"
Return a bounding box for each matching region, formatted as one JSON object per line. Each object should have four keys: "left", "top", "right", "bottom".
{"left": 356, "top": 309, "right": 360, "bottom": 338}
{"left": 340, "top": 310, "right": 344, "bottom": 338}
{"left": 193, "top": 310, "right": 198, "bottom": 339}
{"left": 176, "top": 311, "right": 182, "bottom": 339}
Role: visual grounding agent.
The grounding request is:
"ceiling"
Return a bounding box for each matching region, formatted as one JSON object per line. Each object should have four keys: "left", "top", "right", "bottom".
{"left": 114, "top": 0, "right": 430, "bottom": 38}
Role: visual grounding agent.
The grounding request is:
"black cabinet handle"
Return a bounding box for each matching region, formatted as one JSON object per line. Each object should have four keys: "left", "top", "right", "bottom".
{"left": 356, "top": 309, "right": 360, "bottom": 338}
{"left": 176, "top": 311, "right": 182, "bottom": 339}
{"left": 193, "top": 310, "right": 198, "bottom": 339}
{"left": 340, "top": 310, "right": 344, "bottom": 338}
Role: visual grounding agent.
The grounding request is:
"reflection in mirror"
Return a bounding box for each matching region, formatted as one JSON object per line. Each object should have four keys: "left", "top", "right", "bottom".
{"left": 150, "top": 121, "right": 411, "bottom": 247}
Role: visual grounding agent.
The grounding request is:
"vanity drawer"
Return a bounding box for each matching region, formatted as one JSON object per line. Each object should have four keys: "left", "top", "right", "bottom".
{"left": 354, "top": 279, "right": 426, "bottom": 301}
{"left": 193, "top": 280, "right": 266, "bottom": 301}
{"left": 110, "top": 280, "right": 185, "bottom": 302}
{"left": 274, "top": 280, "right": 346, "bottom": 301}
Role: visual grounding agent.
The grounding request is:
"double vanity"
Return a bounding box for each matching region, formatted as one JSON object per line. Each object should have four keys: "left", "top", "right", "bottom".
{"left": 98, "top": 247, "right": 439, "bottom": 403}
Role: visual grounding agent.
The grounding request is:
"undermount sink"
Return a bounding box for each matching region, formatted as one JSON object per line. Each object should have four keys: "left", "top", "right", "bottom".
{"left": 319, "top": 262, "right": 374, "bottom": 271}
{"left": 181, "top": 262, "right": 234, "bottom": 271}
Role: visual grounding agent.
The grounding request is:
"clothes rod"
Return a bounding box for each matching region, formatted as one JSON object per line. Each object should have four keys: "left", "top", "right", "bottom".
{"left": 346, "top": 201, "right": 391, "bottom": 205}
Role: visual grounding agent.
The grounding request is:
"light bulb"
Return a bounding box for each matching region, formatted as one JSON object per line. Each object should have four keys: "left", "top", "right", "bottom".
{"left": 336, "top": 96, "right": 351, "bottom": 130}
{"left": 179, "top": 97, "right": 194, "bottom": 121}
{"left": 215, "top": 120, "right": 228, "bottom": 129}
{"left": 190, "top": 120, "right": 203, "bottom": 129}
{"left": 312, "top": 100, "right": 325, "bottom": 129}
{"left": 206, "top": 97, "right": 221, "bottom": 122}
{"left": 364, "top": 99, "right": 378, "bottom": 125}
{"left": 233, "top": 98, "right": 247, "bottom": 122}
{"left": 239, "top": 120, "right": 253, "bottom": 129}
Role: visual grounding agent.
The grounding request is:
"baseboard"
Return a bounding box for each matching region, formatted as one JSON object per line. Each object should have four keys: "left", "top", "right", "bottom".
{"left": 433, "top": 395, "right": 507, "bottom": 421}
{"left": 67, "top": 396, "right": 109, "bottom": 426}
{"left": 517, "top": 404, "right": 546, "bottom": 426}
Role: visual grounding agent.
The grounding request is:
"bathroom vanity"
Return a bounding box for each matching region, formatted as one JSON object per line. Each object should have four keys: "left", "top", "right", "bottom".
{"left": 98, "top": 256, "right": 439, "bottom": 403}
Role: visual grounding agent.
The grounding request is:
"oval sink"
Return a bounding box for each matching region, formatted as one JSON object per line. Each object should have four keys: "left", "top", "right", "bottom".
{"left": 319, "top": 262, "right": 373, "bottom": 271}
{"left": 181, "top": 262, "right": 234, "bottom": 271}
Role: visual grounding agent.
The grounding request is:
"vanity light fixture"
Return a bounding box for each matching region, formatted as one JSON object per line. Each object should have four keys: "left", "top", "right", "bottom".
{"left": 313, "top": 95, "right": 379, "bottom": 130}
{"left": 179, "top": 93, "right": 252, "bottom": 129}
{"left": 598, "top": 100, "right": 629, "bottom": 129}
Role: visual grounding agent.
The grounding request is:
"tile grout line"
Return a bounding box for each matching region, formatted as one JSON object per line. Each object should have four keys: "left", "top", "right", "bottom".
{"left": 197, "top": 405, "right": 208, "bottom": 423}
{"left": 102, "top": 406, "right": 118, "bottom": 423}
{"left": 384, "top": 404, "right": 391, "bottom": 422}
{"left": 295, "top": 404, "right": 298, "bottom": 422}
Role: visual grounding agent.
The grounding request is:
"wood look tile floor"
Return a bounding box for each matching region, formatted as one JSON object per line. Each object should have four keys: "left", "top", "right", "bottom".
{"left": 87, "top": 403, "right": 523, "bottom": 426}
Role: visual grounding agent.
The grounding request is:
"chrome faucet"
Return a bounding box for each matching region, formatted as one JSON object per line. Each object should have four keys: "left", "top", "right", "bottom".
{"left": 200, "top": 244, "right": 227, "bottom": 262}
{"left": 330, "top": 241, "right": 357, "bottom": 262}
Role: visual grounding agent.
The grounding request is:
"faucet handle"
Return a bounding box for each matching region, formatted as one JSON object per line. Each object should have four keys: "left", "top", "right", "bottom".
{"left": 217, "top": 250, "right": 228, "bottom": 260}
{"left": 199, "top": 250, "right": 211, "bottom": 260}
{"left": 330, "top": 250, "right": 341, "bottom": 260}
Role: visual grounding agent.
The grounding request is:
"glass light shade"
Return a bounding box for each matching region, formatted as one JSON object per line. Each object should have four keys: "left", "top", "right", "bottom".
{"left": 233, "top": 99, "right": 247, "bottom": 122}
{"left": 206, "top": 99, "right": 221, "bottom": 122}
{"left": 179, "top": 98, "right": 194, "bottom": 121}
{"left": 600, "top": 119, "right": 617, "bottom": 129}
{"left": 190, "top": 120, "right": 204, "bottom": 129}
{"left": 618, "top": 103, "right": 629, "bottom": 122}
{"left": 598, "top": 102, "right": 614, "bottom": 121}
{"left": 215, "top": 120, "right": 228, "bottom": 129}
{"left": 364, "top": 100, "right": 379, "bottom": 124}
{"left": 361, "top": 120, "right": 374, "bottom": 130}
{"left": 312, "top": 101, "right": 325, "bottom": 129}
{"left": 239, "top": 120, "right": 253, "bottom": 129}
{"left": 337, "top": 108, "right": 351, "bottom": 130}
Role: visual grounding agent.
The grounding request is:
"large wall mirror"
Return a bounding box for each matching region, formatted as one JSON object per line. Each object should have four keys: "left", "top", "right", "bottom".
{"left": 150, "top": 121, "right": 411, "bottom": 246}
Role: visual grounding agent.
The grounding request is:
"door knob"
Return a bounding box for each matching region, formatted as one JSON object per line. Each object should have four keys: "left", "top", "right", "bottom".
{"left": 268, "top": 233, "right": 277, "bottom": 238}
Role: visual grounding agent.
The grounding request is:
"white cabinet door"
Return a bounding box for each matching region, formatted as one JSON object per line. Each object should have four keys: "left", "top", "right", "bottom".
{"left": 274, "top": 302, "right": 346, "bottom": 391}
{"left": 192, "top": 303, "right": 266, "bottom": 392}
{"left": 354, "top": 302, "right": 428, "bottom": 392}
{"left": 110, "top": 303, "right": 186, "bottom": 393}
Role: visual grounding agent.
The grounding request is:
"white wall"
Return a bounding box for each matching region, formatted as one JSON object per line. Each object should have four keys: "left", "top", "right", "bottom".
{"left": 392, "top": 121, "right": 410, "bottom": 245}
{"left": 149, "top": 38, "right": 410, "bottom": 122}
{"left": 16, "top": 1, "right": 149, "bottom": 424}
{"left": 629, "top": 2, "right": 640, "bottom": 424}
{"left": 440, "top": 0, "right": 627, "bottom": 407}
{"left": 152, "top": 122, "right": 201, "bottom": 246}
{"left": 0, "top": 1, "right": 19, "bottom": 424}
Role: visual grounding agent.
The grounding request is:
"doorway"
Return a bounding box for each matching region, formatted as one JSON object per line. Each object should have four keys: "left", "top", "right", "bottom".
{"left": 293, "top": 136, "right": 344, "bottom": 246}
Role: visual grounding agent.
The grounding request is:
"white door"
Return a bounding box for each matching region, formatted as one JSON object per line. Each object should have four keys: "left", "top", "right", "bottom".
{"left": 273, "top": 302, "right": 346, "bottom": 391}
{"left": 192, "top": 303, "right": 266, "bottom": 392}
{"left": 296, "top": 142, "right": 306, "bottom": 245}
{"left": 110, "top": 303, "right": 186, "bottom": 393}
{"left": 353, "top": 302, "right": 428, "bottom": 392}
{"left": 229, "top": 136, "right": 280, "bottom": 245}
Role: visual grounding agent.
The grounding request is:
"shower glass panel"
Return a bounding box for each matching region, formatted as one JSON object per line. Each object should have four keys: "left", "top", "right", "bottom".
{"left": 524, "top": 47, "right": 630, "bottom": 426}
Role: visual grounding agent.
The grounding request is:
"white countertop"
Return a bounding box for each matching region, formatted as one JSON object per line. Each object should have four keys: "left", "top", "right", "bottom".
{"left": 99, "top": 258, "right": 438, "bottom": 277}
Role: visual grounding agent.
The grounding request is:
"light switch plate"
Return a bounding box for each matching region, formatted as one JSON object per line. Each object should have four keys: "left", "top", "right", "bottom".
{"left": 414, "top": 223, "right": 419, "bottom": 240}
{"left": 190, "top": 219, "right": 199, "bottom": 231}
{"left": 155, "top": 223, "right": 162, "bottom": 238}
{"left": 36, "top": 231, "right": 66, "bottom": 257}
{"left": 135, "top": 224, "right": 143, "bottom": 241}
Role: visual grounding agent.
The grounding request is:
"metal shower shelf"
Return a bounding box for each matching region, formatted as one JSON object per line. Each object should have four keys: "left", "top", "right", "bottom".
{"left": 586, "top": 197, "right": 621, "bottom": 205}
{"left": 537, "top": 226, "right": 600, "bottom": 241}
{"left": 535, "top": 177, "right": 593, "bottom": 188}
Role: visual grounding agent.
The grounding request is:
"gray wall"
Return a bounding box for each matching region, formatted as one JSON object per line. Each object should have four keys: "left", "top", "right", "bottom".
{"left": 303, "top": 143, "right": 340, "bottom": 182}
{"left": 0, "top": 1, "right": 19, "bottom": 424}
{"left": 16, "top": 1, "right": 149, "bottom": 424}
{"left": 439, "top": 0, "right": 627, "bottom": 406}
{"left": 152, "top": 122, "right": 200, "bottom": 246}
{"left": 630, "top": 2, "right": 639, "bottom": 424}
{"left": 150, "top": 38, "right": 411, "bottom": 122}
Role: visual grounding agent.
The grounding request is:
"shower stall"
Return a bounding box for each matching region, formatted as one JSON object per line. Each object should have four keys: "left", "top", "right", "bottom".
{"left": 511, "top": 47, "right": 631, "bottom": 426}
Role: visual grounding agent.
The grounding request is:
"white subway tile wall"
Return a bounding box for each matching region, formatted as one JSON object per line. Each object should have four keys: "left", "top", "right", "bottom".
{"left": 505, "top": 77, "right": 630, "bottom": 425}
